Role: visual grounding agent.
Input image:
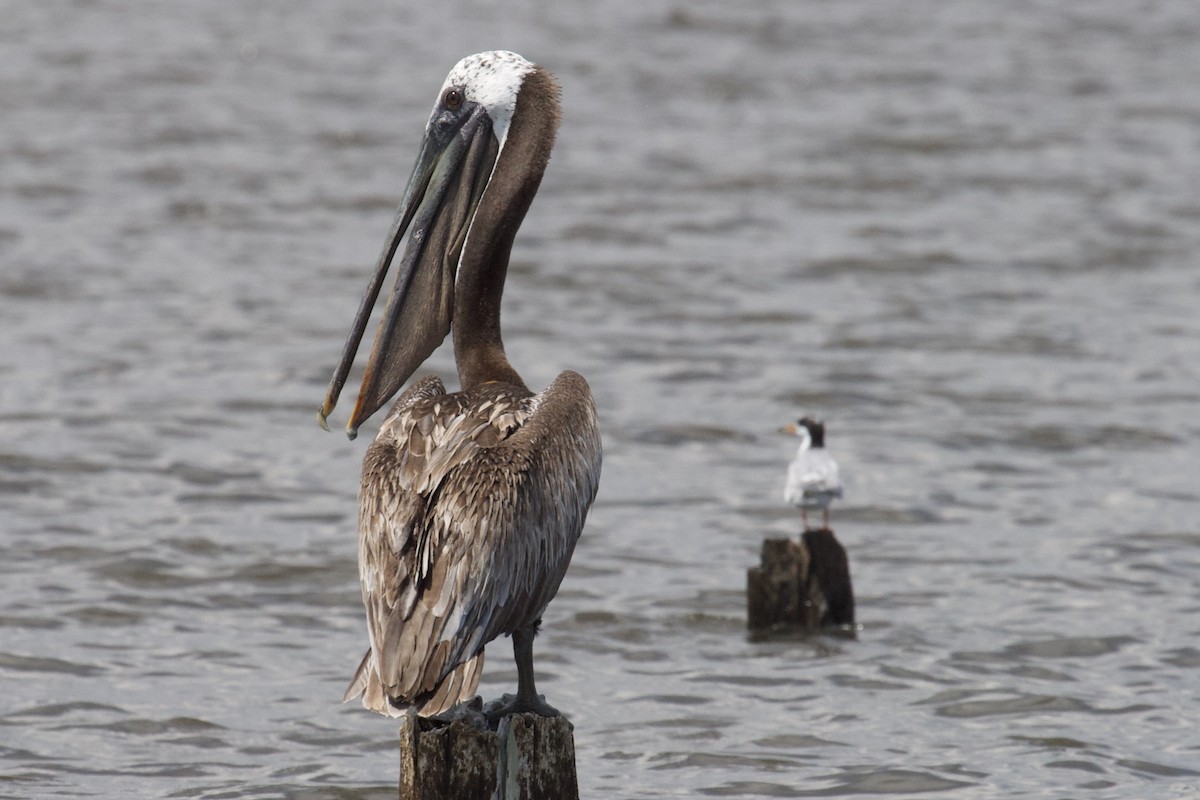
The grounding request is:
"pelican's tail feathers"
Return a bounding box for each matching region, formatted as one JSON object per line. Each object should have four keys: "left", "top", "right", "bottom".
{"left": 343, "top": 648, "right": 485, "bottom": 719}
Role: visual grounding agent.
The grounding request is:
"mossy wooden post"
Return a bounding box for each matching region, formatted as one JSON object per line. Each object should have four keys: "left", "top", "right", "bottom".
{"left": 747, "top": 529, "right": 855, "bottom": 631}
{"left": 399, "top": 706, "right": 579, "bottom": 800}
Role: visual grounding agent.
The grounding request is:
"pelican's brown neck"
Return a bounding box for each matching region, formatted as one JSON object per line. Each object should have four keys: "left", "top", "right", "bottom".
{"left": 453, "top": 66, "right": 561, "bottom": 391}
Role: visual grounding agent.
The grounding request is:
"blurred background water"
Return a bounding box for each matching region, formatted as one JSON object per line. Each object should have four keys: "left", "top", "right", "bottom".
{"left": 3, "top": 0, "right": 1200, "bottom": 797}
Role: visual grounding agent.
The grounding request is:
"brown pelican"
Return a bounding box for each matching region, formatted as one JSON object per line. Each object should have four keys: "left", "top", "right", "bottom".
{"left": 318, "top": 51, "right": 601, "bottom": 720}
{"left": 782, "top": 417, "right": 842, "bottom": 531}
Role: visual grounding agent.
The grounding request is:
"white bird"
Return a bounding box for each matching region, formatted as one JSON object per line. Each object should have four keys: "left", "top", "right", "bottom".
{"left": 782, "top": 417, "right": 842, "bottom": 530}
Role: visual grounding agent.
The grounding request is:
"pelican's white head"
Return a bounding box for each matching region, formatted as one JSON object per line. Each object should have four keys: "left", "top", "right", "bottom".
{"left": 437, "top": 50, "right": 536, "bottom": 150}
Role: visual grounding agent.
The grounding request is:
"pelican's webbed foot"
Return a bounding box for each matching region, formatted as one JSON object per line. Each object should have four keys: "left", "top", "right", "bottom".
{"left": 483, "top": 692, "right": 562, "bottom": 723}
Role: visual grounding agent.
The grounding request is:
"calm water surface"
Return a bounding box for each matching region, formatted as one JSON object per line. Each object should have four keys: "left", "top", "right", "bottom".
{"left": 3, "top": 1, "right": 1200, "bottom": 797}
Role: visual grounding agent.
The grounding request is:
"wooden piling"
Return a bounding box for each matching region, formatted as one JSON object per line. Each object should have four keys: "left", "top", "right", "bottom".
{"left": 747, "top": 529, "right": 855, "bottom": 631}
{"left": 399, "top": 697, "right": 579, "bottom": 800}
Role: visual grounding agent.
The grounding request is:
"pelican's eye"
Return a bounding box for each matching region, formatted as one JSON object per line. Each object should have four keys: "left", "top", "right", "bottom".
{"left": 443, "top": 87, "right": 464, "bottom": 110}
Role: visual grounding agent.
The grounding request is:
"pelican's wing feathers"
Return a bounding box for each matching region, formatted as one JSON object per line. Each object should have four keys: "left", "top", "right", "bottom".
{"left": 353, "top": 370, "right": 600, "bottom": 714}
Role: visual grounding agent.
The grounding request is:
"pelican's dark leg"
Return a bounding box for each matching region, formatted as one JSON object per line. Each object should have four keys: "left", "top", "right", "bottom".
{"left": 801, "top": 509, "right": 810, "bottom": 531}
{"left": 513, "top": 622, "right": 559, "bottom": 715}
{"left": 485, "top": 619, "right": 562, "bottom": 721}
{"left": 823, "top": 509, "right": 830, "bottom": 529}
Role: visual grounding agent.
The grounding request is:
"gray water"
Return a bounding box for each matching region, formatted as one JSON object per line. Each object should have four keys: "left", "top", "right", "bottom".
{"left": 3, "top": 0, "right": 1200, "bottom": 797}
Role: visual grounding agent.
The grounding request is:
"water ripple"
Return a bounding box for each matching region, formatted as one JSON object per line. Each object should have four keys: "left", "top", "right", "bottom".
{"left": 4, "top": 0, "right": 1200, "bottom": 797}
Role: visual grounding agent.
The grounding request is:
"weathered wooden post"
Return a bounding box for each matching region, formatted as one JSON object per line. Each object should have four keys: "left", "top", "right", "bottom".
{"left": 398, "top": 697, "right": 579, "bottom": 800}
{"left": 747, "top": 528, "right": 855, "bottom": 631}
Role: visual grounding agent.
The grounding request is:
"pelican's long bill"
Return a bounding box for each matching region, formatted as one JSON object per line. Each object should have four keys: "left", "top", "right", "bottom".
{"left": 318, "top": 103, "right": 500, "bottom": 439}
